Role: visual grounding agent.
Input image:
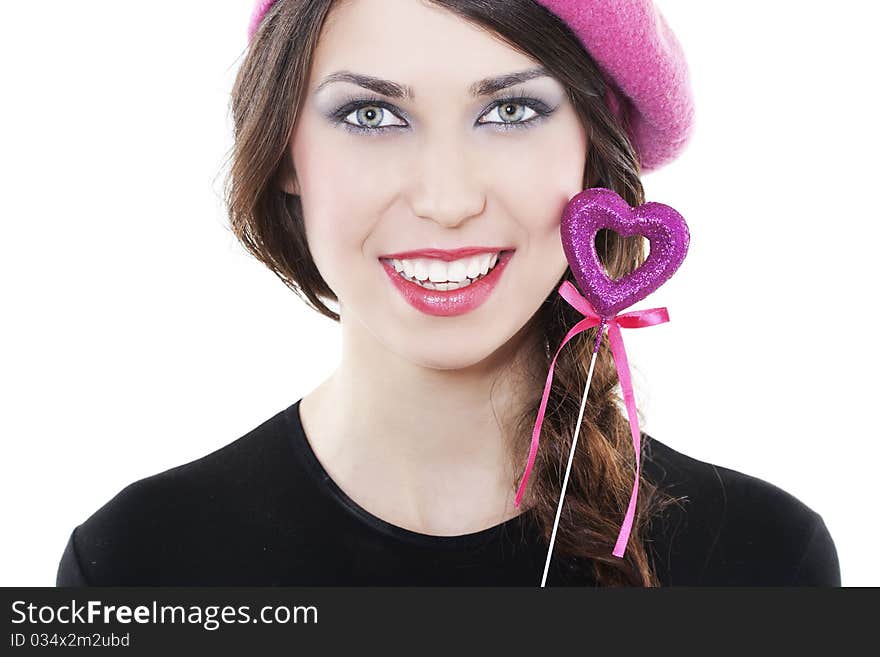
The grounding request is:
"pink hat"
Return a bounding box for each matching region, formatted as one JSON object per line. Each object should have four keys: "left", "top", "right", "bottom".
{"left": 246, "top": 0, "right": 695, "bottom": 173}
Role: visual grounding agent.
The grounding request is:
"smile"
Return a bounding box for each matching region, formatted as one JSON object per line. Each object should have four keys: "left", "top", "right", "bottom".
{"left": 379, "top": 250, "right": 515, "bottom": 317}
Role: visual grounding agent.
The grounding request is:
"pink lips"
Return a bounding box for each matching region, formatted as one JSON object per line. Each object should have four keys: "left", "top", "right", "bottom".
{"left": 380, "top": 250, "right": 515, "bottom": 317}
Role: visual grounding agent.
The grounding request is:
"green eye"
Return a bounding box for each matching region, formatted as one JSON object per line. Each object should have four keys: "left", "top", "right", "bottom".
{"left": 345, "top": 105, "right": 407, "bottom": 131}
{"left": 478, "top": 100, "right": 538, "bottom": 127}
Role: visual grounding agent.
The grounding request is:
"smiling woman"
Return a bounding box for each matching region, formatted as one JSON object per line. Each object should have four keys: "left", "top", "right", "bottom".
{"left": 54, "top": 0, "right": 840, "bottom": 587}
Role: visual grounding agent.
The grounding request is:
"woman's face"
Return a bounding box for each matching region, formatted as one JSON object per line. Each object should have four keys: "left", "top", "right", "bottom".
{"left": 284, "top": 0, "right": 588, "bottom": 370}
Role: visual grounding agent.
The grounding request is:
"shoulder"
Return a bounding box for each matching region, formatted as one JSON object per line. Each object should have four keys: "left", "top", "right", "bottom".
{"left": 56, "top": 405, "right": 298, "bottom": 586}
{"left": 641, "top": 434, "right": 840, "bottom": 586}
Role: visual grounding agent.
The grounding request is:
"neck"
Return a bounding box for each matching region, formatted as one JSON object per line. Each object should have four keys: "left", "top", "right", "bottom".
{"left": 298, "top": 313, "right": 543, "bottom": 536}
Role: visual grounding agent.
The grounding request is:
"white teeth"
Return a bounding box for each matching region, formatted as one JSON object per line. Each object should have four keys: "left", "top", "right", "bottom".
{"left": 482, "top": 253, "right": 498, "bottom": 275}
{"left": 465, "top": 257, "right": 482, "bottom": 279}
{"left": 428, "top": 260, "right": 447, "bottom": 283}
{"left": 420, "top": 279, "right": 474, "bottom": 291}
{"left": 446, "top": 259, "right": 468, "bottom": 282}
{"left": 389, "top": 252, "right": 502, "bottom": 285}
{"left": 413, "top": 259, "right": 429, "bottom": 281}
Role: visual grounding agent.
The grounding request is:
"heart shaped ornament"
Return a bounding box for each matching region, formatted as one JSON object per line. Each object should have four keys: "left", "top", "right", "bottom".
{"left": 561, "top": 187, "right": 690, "bottom": 318}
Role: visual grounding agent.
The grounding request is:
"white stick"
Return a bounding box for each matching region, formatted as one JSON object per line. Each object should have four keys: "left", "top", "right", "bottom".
{"left": 540, "top": 346, "right": 600, "bottom": 587}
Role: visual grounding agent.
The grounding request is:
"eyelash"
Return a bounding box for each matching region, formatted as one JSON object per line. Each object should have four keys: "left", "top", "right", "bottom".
{"left": 331, "top": 93, "right": 558, "bottom": 136}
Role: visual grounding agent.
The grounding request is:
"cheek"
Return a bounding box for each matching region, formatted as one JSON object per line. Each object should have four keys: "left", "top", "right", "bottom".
{"left": 291, "top": 126, "right": 384, "bottom": 286}
{"left": 294, "top": 134, "right": 359, "bottom": 230}
{"left": 494, "top": 119, "right": 588, "bottom": 237}
{"left": 292, "top": 116, "right": 395, "bottom": 206}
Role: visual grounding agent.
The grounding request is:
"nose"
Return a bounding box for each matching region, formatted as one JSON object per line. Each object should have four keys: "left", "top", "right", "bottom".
{"left": 407, "top": 135, "right": 486, "bottom": 228}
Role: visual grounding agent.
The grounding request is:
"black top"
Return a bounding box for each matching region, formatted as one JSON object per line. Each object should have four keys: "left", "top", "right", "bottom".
{"left": 56, "top": 399, "right": 841, "bottom": 586}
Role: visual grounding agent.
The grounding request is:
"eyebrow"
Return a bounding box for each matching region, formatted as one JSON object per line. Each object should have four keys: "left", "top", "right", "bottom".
{"left": 313, "top": 67, "right": 551, "bottom": 100}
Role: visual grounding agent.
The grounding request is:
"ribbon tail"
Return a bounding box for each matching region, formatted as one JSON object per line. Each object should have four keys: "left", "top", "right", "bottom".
{"left": 606, "top": 321, "right": 642, "bottom": 559}
{"left": 515, "top": 315, "right": 599, "bottom": 507}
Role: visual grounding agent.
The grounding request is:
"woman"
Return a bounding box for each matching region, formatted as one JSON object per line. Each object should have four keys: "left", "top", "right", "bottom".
{"left": 56, "top": 0, "right": 840, "bottom": 586}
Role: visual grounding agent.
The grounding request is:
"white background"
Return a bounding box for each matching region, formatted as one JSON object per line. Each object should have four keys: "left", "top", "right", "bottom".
{"left": 1, "top": 1, "right": 877, "bottom": 586}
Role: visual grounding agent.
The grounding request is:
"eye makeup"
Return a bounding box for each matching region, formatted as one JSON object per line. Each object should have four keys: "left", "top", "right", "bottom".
{"left": 324, "top": 86, "right": 561, "bottom": 137}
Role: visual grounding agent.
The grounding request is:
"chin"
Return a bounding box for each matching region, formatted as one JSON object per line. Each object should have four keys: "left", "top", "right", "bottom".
{"left": 397, "top": 341, "right": 499, "bottom": 372}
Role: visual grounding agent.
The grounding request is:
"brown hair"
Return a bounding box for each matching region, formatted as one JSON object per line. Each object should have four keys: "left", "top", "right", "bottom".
{"left": 225, "top": 0, "right": 684, "bottom": 586}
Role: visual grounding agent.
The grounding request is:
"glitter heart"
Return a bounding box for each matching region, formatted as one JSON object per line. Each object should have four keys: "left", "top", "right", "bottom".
{"left": 560, "top": 187, "right": 690, "bottom": 318}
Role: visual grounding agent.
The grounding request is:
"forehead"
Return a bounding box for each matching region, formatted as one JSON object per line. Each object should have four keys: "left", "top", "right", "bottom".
{"left": 310, "top": 0, "right": 542, "bottom": 92}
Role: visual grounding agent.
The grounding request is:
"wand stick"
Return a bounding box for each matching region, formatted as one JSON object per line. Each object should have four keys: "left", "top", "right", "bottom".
{"left": 540, "top": 319, "right": 606, "bottom": 587}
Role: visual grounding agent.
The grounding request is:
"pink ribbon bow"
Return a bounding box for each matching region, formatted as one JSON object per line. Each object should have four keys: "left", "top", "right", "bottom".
{"left": 515, "top": 279, "right": 670, "bottom": 558}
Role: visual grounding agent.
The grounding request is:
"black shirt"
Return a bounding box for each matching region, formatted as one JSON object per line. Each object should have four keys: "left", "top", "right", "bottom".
{"left": 56, "top": 398, "right": 841, "bottom": 586}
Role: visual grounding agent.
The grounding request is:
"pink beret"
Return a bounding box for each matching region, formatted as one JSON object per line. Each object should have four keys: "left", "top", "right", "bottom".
{"left": 247, "top": 0, "right": 695, "bottom": 173}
